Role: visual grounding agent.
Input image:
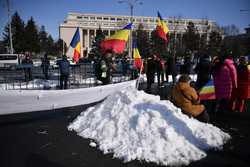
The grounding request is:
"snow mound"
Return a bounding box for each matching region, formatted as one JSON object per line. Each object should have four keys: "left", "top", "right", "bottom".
{"left": 68, "top": 86, "right": 230, "bottom": 166}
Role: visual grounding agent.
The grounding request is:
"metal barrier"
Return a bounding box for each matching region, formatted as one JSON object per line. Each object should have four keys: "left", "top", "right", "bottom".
{"left": 0, "top": 63, "right": 132, "bottom": 90}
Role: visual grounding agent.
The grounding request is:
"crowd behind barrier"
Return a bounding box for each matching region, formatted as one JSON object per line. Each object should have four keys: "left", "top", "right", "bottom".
{"left": 0, "top": 62, "right": 132, "bottom": 90}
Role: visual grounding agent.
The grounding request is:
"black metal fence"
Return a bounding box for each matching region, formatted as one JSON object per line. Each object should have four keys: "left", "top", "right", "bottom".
{"left": 0, "top": 63, "right": 132, "bottom": 90}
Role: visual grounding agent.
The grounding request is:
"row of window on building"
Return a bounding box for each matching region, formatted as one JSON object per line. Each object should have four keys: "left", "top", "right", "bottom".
{"left": 71, "top": 15, "right": 210, "bottom": 25}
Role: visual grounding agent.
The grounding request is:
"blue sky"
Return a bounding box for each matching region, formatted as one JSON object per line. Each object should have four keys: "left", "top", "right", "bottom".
{"left": 0, "top": 0, "right": 249, "bottom": 40}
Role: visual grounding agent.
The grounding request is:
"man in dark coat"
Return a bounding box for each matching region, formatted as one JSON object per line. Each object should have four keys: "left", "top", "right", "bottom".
{"left": 166, "top": 56, "right": 177, "bottom": 84}
{"left": 22, "top": 54, "right": 33, "bottom": 81}
{"left": 194, "top": 55, "right": 212, "bottom": 90}
{"left": 155, "top": 55, "right": 164, "bottom": 86}
{"left": 146, "top": 55, "right": 156, "bottom": 93}
{"left": 180, "top": 56, "right": 192, "bottom": 75}
{"left": 41, "top": 53, "right": 50, "bottom": 80}
{"left": 57, "top": 55, "right": 70, "bottom": 89}
{"left": 96, "top": 50, "right": 113, "bottom": 85}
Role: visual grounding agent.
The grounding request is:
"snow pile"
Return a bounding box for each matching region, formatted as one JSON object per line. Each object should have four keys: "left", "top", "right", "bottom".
{"left": 68, "top": 86, "right": 230, "bottom": 166}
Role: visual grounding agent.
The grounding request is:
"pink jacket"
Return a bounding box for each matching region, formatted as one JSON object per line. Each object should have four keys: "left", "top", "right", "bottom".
{"left": 213, "top": 58, "right": 237, "bottom": 99}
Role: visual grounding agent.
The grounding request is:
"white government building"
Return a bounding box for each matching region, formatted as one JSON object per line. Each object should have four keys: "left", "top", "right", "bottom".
{"left": 59, "top": 12, "right": 219, "bottom": 58}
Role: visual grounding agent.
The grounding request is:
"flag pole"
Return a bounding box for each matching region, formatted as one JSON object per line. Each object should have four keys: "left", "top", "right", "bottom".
{"left": 136, "top": 59, "right": 143, "bottom": 89}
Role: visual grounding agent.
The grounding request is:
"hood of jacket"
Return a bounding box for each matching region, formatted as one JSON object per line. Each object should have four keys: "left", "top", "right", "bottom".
{"left": 177, "top": 82, "right": 190, "bottom": 91}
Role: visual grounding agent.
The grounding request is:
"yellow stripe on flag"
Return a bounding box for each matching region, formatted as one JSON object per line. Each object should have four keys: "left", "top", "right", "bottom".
{"left": 107, "top": 29, "right": 130, "bottom": 41}
{"left": 157, "top": 18, "right": 169, "bottom": 34}
{"left": 75, "top": 42, "right": 81, "bottom": 53}
{"left": 133, "top": 48, "right": 141, "bottom": 59}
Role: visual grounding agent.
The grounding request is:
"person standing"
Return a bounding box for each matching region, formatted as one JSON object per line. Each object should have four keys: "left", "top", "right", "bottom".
{"left": 166, "top": 56, "right": 177, "bottom": 84}
{"left": 22, "top": 53, "right": 33, "bottom": 82}
{"left": 41, "top": 53, "right": 50, "bottom": 80}
{"left": 180, "top": 56, "right": 192, "bottom": 75}
{"left": 145, "top": 55, "right": 156, "bottom": 93}
{"left": 155, "top": 55, "right": 165, "bottom": 87}
{"left": 234, "top": 56, "right": 250, "bottom": 112}
{"left": 57, "top": 55, "right": 70, "bottom": 89}
{"left": 100, "top": 50, "right": 113, "bottom": 85}
{"left": 212, "top": 55, "right": 237, "bottom": 112}
{"left": 194, "top": 55, "right": 212, "bottom": 90}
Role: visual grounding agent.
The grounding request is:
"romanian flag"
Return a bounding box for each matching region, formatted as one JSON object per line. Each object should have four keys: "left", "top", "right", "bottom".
{"left": 199, "top": 80, "right": 216, "bottom": 100}
{"left": 101, "top": 23, "right": 132, "bottom": 54}
{"left": 156, "top": 11, "right": 169, "bottom": 42}
{"left": 132, "top": 40, "right": 143, "bottom": 69}
{"left": 70, "top": 27, "right": 81, "bottom": 63}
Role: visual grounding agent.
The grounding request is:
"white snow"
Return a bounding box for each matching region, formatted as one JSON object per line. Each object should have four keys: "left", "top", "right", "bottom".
{"left": 89, "top": 141, "right": 97, "bottom": 147}
{"left": 0, "top": 80, "right": 136, "bottom": 115}
{"left": 0, "top": 76, "right": 132, "bottom": 90}
{"left": 68, "top": 86, "right": 230, "bottom": 166}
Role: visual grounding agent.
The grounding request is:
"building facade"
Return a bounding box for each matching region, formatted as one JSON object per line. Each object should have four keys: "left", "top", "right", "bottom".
{"left": 59, "top": 12, "right": 219, "bottom": 57}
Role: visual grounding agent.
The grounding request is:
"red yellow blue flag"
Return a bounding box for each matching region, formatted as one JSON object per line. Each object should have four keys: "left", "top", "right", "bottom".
{"left": 70, "top": 27, "right": 81, "bottom": 63}
{"left": 132, "top": 40, "right": 143, "bottom": 69}
{"left": 156, "top": 11, "right": 169, "bottom": 42}
{"left": 101, "top": 23, "right": 132, "bottom": 54}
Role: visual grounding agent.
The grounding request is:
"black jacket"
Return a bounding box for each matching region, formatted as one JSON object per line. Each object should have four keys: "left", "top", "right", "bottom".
{"left": 194, "top": 57, "right": 212, "bottom": 90}
{"left": 166, "top": 56, "right": 177, "bottom": 76}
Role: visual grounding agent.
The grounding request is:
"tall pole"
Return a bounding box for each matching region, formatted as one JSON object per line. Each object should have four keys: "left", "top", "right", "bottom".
{"left": 129, "top": 3, "right": 133, "bottom": 59}
{"left": 6, "top": 0, "right": 13, "bottom": 54}
{"left": 118, "top": 0, "right": 142, "bottom": 59}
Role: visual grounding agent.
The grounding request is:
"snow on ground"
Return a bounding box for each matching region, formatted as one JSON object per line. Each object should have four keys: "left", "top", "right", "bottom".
{"left": 0, "top": 79, "right": 59, "bottom": 90}
{"left": 68, "top": 86, "right": 230, "bottom": 166}
{"left": 0, "top": 77, "right": 131, "bottom": 90}
{"left": 0, "top": 78, "right": 98, "bottom": 90}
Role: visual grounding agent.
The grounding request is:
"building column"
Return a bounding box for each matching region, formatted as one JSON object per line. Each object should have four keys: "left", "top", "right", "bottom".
{"left": 80, "top": 28, "right": 83, "bottom": 58}
{"left": 180, "top": 33, "right": 183, "bottom": 49}
{"left": 86, "top": 29, "right": 90, "bottom": 54}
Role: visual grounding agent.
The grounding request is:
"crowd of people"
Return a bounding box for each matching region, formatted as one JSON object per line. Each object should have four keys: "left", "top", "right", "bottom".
{"left": 20, "top": 53, "right": 70, "bottom": 89}
{"left": 19, "top": 51, "right": 250, "bottom": 119}
{"left": 137, "top": 52, "right": 250, "bottom": 122}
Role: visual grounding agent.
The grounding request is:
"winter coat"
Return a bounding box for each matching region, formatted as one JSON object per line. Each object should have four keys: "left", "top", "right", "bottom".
{"left": 21, "top": 57, "right": 33, "bottom": 68}
{"left": 100, "top": 59, "right": 110, "bottom": 79}
{"left": 166, "top": 56, "right": 177, "bottom": 76}
{"left": 171, "top": 81, "right": 205, "bottom": 117}
{"left": 237, "top": 64, "right": 250, "bottom": 99}
{"left": 194, "top": 57, "right": 212, "bottom": 90}
{"left": 146, "top": 57, "right": 156, "bottom": 84}
{"left": 180, "top": 57, "right": 192, "bottom": 74}
{"left": 41, "top": 58, "right": 50, "bottom": 71}
{"left": 212, "top": 58, "right": 237, "bottom": 99}
{"left": 57, "top": 58, "right": 70, "bottom": 76}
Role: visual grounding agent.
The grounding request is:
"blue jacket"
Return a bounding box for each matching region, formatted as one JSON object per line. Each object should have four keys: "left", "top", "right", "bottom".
{"left": 57, "top": 58, "right": 70, "bottom": 75}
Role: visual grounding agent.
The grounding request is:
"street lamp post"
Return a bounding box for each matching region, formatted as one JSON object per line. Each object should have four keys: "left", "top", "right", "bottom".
{"left": 6, "top": 0, "right": 13, "bottom": 54}
{"left": 118, "top": 0, "right": 142, "bottom": 59}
